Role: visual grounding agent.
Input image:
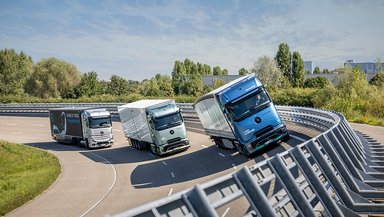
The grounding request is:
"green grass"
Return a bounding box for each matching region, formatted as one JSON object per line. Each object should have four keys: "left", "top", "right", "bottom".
{"left": 0, "top": 141, "right": 61, "bottom": 216}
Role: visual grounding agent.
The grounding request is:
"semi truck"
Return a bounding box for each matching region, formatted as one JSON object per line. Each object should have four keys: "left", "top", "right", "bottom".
{"left": 118, "top": 99, "right": 190, "bottom": 156}
{"left": 193, "top": 74, "right": 288, "bottom": 156}
{"left": 49, "top": 107, "right": 114, "bottom": 149}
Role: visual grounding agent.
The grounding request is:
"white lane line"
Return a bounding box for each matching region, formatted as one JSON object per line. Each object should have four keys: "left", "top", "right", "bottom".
{"left": 80, "top": 153, "right": 117, "bottom": 217}
{"left": 12, "top": 132, "right": 21, "bottom": 134}
{"left": 113, "top": 129, "right": 121, "bottom": 132}
{"left": 32, "top": 124, "right": 45, "bottom": 127}
{"left": 147, "top": 153, "right": 156, "bottom": 157}
{"left": 6, "top": 123, "right": 16, "bottom": 126}
{"left": 168, "top": 188, "right": 173, "bottom": 196}
{"left": 290, "top": 134, "right": 307, "bottom": 142}
{"left": 162, "top": 161, "right": 168, "bottom": 166}
{"left": 232, "top": 164, "right": 237, "bottom": 169}
{"left": 171, "top": 172, "right": 175, "bottom": 178}
{"left": 222, "top": 207, "right": 231, "bottom": 217}
{"left": 201, "top": 145, "right": 208, "bottom": 148}
{"left": 132, "top": 182, "right": 152, "bottom": 187}
{"left": 218, "top": 152, "right": 226, "bottom": 157}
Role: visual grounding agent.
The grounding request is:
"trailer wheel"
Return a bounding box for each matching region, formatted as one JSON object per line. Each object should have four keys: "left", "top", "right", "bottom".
{"left": 214, "top": 137, "right": 226, "bottom": 149}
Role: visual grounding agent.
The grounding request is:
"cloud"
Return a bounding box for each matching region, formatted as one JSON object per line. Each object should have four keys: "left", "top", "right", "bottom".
{"left": 1, "top": 0, "right": 383, "bottom": 80}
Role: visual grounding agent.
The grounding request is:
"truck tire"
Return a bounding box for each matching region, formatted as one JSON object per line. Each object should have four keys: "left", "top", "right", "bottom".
{"left": 85, "top": 139, "right": 90, "bottom": 149}
{"left": 213, "top": 137, "right": 227, "bottom": 150}
{"left": 156, "top": 147, "right": 162, "bottom": 157}
{"left": 282, "top": 134, "right": 290, "bottom": 142}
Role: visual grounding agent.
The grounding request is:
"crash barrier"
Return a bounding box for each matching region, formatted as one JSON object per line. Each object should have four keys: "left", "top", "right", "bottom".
{"left": 0, "top": 103, "right": 197, "bottom": 118}
{"left": 112, "top": 107, "right": 384, "bottom": 217}
{"left": 2, "top": 104, "right": 383, "bottom": 216}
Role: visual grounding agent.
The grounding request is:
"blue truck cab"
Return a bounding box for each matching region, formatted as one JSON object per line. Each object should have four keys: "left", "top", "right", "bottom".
{"left": 194, "top": 74, "right": 288, "bottom": 156}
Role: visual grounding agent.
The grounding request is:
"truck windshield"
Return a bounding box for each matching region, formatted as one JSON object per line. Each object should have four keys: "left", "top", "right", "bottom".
{"left": 226, "top": 89, "right": 271, "bottom": 122}
{"left": 152, "top": 112, "right": 183, "bottom": 131}
{"left": 89, "top": 117, "right": 112, "bottom": 129}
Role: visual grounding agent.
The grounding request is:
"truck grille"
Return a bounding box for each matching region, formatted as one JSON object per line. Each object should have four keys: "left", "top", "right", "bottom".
{"left": 254, "top": 125, "right": 273, "bottom": 138}
{"left": 167, "top": 137, "right": 181, "bottom": 144}
{"left": 92, "top": 129, "right": 112, "bottom": 141}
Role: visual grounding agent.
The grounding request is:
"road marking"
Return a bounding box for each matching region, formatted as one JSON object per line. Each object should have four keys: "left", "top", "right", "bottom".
{"left": 162, "top": 161, "right": 167, "bottom": 166}
{"left": 201, "top": 145, "right": 208, "bottom": 148}
{"left": 171, "top": 172, "right": 175, "bottom": 178}
{"left": 232, "top": 164, "right": 237, "bottom": 169}
{"left": 168, "top": 188, "right": 173, "bottom": 196}
{"left": 6, "top": 123, "right": 16, "bottom": 126}
{"left": 132, "top": 182, "right": 152, "bottom": 187}
{"left": 290, "top": 134, "right": 307, "bottom": 142}
{"left": 147, "top": 153, "right": 156, "bottom": 157}
{"left": 222, "top": 207, "right": 231, "bottom": 217}
{"left": 12, "top": 132, "right": 21, "bottom": 134}
{"left": 33, "top": 124, "right": 45, "bottom": 127}
{"left": 38, "top": 133, "right": 48, "bottom": 136}
{"left": 113, "top": 129, "right": 121, "bottom": 132}
{"left": 218, "top": 152, "right": 226, "bottom": 157}
{"left": 80, "top": 153, "right": 117, "bottom": 217}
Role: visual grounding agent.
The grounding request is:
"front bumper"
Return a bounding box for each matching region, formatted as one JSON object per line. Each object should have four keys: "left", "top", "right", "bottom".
{"left": 246, "top": 124, "right": 288, "bottom": 155}
{"left": 159, "top": 139, "right": 190, "bottom": 155}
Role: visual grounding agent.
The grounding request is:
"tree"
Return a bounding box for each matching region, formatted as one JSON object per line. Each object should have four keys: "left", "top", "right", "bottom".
{"left": 222, "top": 69, "right": 229, "bottom": 75}
{"left": 25, "top": 57, "right": 80, "bottom": 98}
{"left": 250, "top": 55, "right": 285, "bottom": 89}
{"left": 322, "top": 68, "right": 330, "bottom": 74}
{"left": 203, "top": 64, "right": 212, "bottom": 75}
{"left": 275, "top": 43, "right": 291, "bottom": 81}
{"left": 313, "top": 66, "right": 321, "bottom": 74}
{"left": 184, "top": 75, "right": 203, "bottom": 96}
{"left": 76, "top": 71, "right": 103, "bottom": 97}
{"left": 304, "top": 77, "right": 330, "bottom": 88}
{"left": 291, "top": 51, "right": 305, "bottom": 88}
{"left": 106, "top": 75, "right": 129, "bottom": 95}
{"left": 239, "top": 67, "right": 248, "bottom": 75}
{"left": 212, "top": 66, "right": 222, "bottom": 75}
{"left": 0, "top": 49, "right": 33, "bottom": 95}
{"left": 171, "top": 60, "right": 186, "bottom": 94}
{"left": 213, "top": 78, "right": 225, "bottom": 89}
{"left": 375, "top": 57, "right": 383, "bottom": 73}
{"left": 155, "top": 74, "right": 174, "bottom": 96}
{"left": 370, "top": 72, "right": 384, "bottom": 88}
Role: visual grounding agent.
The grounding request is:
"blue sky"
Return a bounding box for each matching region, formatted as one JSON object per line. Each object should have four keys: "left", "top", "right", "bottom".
{"left": 1, "top": 0, "right": 383, "bottom": 81}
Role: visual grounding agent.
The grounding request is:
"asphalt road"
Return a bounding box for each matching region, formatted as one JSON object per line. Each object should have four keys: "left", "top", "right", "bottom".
{"left": 2, "top": 115, "right": 377, "bottom": 216}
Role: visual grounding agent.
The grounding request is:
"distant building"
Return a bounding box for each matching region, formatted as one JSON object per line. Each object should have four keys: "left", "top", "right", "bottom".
{"left": 304, "top": 61, "right": 313, "bottom": 74}
{"left": 344, "top": 60, "right": 383, "bottom": 80}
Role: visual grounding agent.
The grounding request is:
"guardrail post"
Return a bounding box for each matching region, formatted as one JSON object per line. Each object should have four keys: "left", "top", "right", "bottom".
{"left": 233, "top": 167, "right": 277, "bottom": 217}
{"left": 269, "top": 156, "right": 316, "bottom": 217}
{"left": 290, "top": 145, "right": 345, "bottom": 217}
{"left": 186, "top": 185, "right": 218, "bottom": 217}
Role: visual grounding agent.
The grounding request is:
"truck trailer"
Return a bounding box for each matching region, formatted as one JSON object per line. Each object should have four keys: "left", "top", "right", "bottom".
{"left": 193, "top": 74, "right": 288, "bottom": 156}
{"left": 118, "top": 99, "right": 190, "bottom": 156}
{"left": 49, "top": 107, "right": 114, "bottom": 149}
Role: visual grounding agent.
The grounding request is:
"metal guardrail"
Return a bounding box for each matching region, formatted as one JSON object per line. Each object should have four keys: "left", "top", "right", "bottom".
{"left": 1, "top": 104, "right": 383, "bottom": 216}
{"left": 111, "top": 107, "right": 384, "bottom": 216}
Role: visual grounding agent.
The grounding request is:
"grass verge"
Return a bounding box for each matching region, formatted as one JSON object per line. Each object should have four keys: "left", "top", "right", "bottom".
{"left": 0, "top": 141, "right": 61, "bottom": 216}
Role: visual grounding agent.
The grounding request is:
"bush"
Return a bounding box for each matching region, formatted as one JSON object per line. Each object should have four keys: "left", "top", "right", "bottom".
{"left": 304, "top": 77, "right": 330, "bottom": 88}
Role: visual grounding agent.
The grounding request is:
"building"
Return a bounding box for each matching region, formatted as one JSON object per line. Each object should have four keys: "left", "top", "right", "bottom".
{"left": 344, "top": 60, "right": 383, "bottom": 80}
{"left": 304, "top": 61, "right": 313, "bottom": 74}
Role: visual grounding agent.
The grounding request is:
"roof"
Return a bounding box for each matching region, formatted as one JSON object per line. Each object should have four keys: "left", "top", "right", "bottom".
{"left": 118, "top": 99, "right": 174, "bottom": 110}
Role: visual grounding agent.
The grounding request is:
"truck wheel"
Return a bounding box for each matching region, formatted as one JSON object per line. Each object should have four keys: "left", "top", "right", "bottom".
{"left": 282, "top": 134, "right": 290, "bottom": 142}
{"left": 156, "top": 147, "right": 162, "bottom": 157}
{"left": 85, "top": 139, "right": 90, "bottom": 149}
